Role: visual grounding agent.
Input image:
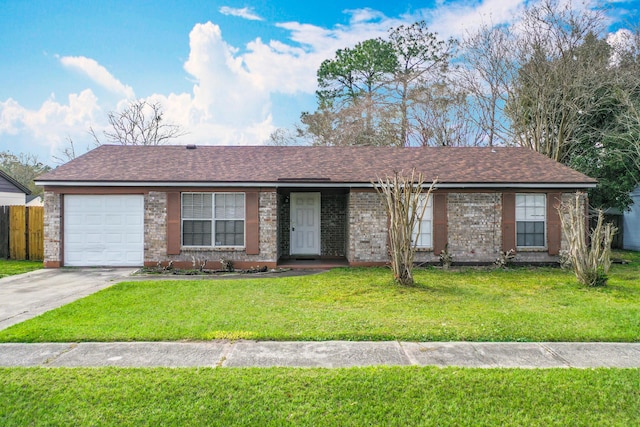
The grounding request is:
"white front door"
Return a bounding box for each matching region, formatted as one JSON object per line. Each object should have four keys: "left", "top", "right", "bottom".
{"left": 290, "top": 192, "right": 320, "bottom": 255}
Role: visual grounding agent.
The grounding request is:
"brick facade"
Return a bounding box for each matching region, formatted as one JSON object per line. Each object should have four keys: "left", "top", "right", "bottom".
{"left": 161, "top": 190, "right": 278, "bottom": 268}
{"left": 277, "top": 193, "right": 289, "bottom": 257}
{"left": 42, "top": 188, "right": 579, "bottom": 267}
{"left": 321, "top": 193, "right": 347, "bottom": 257}
{"left": 347, "top": 191, "right": 389, "bottom": 263}
{"left": 43, "top": 191, "right": 61, "bottom": 267}
{"left": 447, "top": 192, "right": 502, "bottom": 263}
{"left": 144, "top": 191, "right": 167, "bottom": 261}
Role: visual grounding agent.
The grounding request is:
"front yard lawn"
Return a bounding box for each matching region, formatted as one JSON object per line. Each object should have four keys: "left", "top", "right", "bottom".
{"left": 1, "top": 252, "right": 638, "bottom": 342}
{"left": 0, "top": 260, "right": 42, "bottom": 278}
{"left": 2, "top": 366, "right": 639, "bottom": 426}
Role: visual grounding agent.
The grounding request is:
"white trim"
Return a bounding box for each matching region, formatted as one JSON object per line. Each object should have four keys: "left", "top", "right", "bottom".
{"left": 36, "top": 180, "right": 597, "bottom": 189}
{"left": 289, "top": 192, "right": 321, "bottom": 255}
{"left": 515, "top": 193, "right": 547, "bottom": 249}
{"left": 181, "top": 192, "right": 246, "bottom": 248}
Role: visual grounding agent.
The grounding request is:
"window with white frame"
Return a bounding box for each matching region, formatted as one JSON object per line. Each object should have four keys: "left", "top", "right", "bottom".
{"left": 516, "top": 194, "right": 546, "bottom": 247}
{"left": 412, "top": 194, "right": 433, "bottom": 248}
{"left": 182, "top": 193, "right": 245, "bottom": 247}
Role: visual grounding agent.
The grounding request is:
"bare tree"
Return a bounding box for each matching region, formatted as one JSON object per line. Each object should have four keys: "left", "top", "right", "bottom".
{"left": 506, "top": 0, "right": 606, "bottom": 162}
{"left": 55, "top": 99, "right": 187, "bottom": 164}
{"left": 409, "top": 80, "right": 483, "bottom": 146}
{"left": 92, "top": 99, "right": 186, "bottom": 146}
{"left": 458, "top": 23, "right": 517, "bottom": 146}
{"left": 52, "top": 136, "right": 80, "bottom": 165}
{"left": 301, "top": 96, "right": 401, "bottom": 146}
{"left": 375, "top": 170, "right": 437, "bottom": 286}
{"left": 267, "top": 127, "right": 306, "bottom": 146}
{"left": 559, "top": 193, "right": 616, "bottom": 287}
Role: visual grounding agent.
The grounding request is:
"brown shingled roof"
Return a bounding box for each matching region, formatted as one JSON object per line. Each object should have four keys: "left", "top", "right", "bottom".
{"left": 37, "top": 145, "right": 596, "bottom": 186}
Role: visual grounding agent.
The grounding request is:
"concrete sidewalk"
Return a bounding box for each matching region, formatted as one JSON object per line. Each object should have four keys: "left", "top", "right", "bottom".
{"left": 1, "top": 341, "right": 639, "bottom": 368}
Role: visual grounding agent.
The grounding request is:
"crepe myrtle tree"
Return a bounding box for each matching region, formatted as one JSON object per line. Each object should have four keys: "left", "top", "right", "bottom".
{"left": 375, "top": 170, "right": 437, "bottom": 286}
{"left": 558, "top": 192, "right": 616, "bottom": 287}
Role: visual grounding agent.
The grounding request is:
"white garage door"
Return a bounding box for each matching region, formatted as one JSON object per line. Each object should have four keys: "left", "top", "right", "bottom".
{"left": 64, "top": 195, "right": 144, "bottom": 267}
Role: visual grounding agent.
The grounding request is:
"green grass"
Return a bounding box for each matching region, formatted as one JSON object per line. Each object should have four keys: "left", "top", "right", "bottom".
{"left": 1, "top": 252, "right": 638, "bottom": 343}
{"left": 1, "top": 366, "right": 638, "bottom": 426}
{"left": 0, "top": 259, "right": 42, "bottom": 278}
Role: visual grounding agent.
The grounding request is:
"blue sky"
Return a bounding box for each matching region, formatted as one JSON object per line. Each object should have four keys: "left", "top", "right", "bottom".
{"left": 0, "top": 0, "right": 638, "bottom": 164}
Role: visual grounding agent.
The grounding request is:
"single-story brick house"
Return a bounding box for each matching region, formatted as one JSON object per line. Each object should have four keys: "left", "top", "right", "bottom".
{"left": 36, "top": 145, "right": 596, "bottom": 268}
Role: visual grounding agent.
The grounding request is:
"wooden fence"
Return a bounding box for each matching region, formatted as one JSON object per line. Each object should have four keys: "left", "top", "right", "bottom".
{"left": 0, "top": 206, "right": 44, "bottom": 260}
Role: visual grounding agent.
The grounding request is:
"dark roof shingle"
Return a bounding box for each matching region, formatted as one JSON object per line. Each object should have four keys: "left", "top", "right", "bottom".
{"left": 37, "top": 145, "right": 596, "bottom": 186}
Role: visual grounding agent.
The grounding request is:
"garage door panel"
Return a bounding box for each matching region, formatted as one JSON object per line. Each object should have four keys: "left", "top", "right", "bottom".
{"left": 105, "top": 234, "right": 123, "bottom": 244}
{"left": 86, "top": 233, "right": 104, "bottom": 244}
{"left": 64, "top": 195, "right": 144, "bottom": 267}
{"left": 85, "top": 214, "right": 103, "bottom": 225}
{"left": 105, "top": 215, "right": 123, "bottom": 226}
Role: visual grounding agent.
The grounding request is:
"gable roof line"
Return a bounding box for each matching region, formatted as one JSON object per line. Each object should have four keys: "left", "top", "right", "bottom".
{"left": 0, "top": 169, "right": 31, "bottom": 195}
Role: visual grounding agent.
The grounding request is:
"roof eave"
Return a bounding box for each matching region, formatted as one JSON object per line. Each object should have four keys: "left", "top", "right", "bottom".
{"left": 35, "top": 180, "right": 598, "bottom": 189}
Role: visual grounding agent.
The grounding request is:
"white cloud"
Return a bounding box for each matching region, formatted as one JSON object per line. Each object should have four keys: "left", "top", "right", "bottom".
{"left": 219, "top": 6, "right": 263, "bottom": 21}
{"left": 0, "top": 90, "right": 101, "bottom": 156}
{"left": 420, "top": 0, "right": 527, "bottom": 38}
{"left": 59, "top": 55, "right": 135, "bottom": 99}
{"left": 4, "top": 1, "right": 622, "bottom": 162}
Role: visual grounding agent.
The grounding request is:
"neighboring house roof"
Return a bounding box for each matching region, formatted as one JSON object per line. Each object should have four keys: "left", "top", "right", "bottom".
{"left": 26, "top": 194, "right": 43, "bottom": 205}
{"left": 0, "top": 169, "right": 31, "bottom": 194}
{"left": 36, "top": 145, "right": 597, "bottom": 188}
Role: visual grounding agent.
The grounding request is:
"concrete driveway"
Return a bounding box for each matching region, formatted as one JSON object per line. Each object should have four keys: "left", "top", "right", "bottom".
{"left": 0, "top": 268, "right": 137, "bottom": 331}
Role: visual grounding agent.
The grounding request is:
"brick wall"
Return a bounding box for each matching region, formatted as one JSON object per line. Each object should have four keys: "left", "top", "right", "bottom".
{"left": 447, "top": 193, "right": 502, "bottom": 263}
{"left": 43, "top": 191, "right": 61, "bottom": 266}
{"left": 347, "top": 191, "right": 389, "bottom": 263}
{"left": 321, "top": 193, "right": 347, "bottom": 256}
{"left": 278, "top": 193, "right": 290, "bottom": 257}
{"left": 258, "top": 191, "right": 278, "bottom": 259}
{"left": 144, "top": 191, "right": 167, "bottom": 261}
{"left": 160, "top": 190, "right": 278, "bottom": 267}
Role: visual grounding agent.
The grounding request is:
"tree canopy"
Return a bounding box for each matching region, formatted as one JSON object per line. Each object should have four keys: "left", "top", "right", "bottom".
{"left": 285, "top": 0, "right": 640, "bottom": 211}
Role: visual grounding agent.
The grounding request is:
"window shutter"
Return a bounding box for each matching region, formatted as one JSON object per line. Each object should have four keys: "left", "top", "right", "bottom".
{"left": 502, "top": 192, "right": 516, "bottom": 253}
{"left": 433, "top": 193, "right": 447, "bottom": 255}
{"left": 245, "top": 191, "right": 259, "bottom": 255}
{"left": 547, "top": 192, "right": 562, "bottom": 255}
{"left": 166, "top": 192, "right": 181, "bottom": 255}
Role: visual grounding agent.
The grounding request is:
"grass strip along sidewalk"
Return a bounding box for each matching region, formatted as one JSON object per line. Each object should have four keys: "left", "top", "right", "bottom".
{"left": 2, "top": 366, "right": 639, "bottom": 426}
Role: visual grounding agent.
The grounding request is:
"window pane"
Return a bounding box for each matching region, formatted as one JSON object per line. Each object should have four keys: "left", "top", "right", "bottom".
{"left": 182, "top": 193, "right": 212, "bottom": 219}
{"left": 215, "top": 220, "right": 244, "bottom": 246}
{"left": 183, "top": 220, "right": 211, "bottom": 246}
{"left": 516, "top": 220, "right": 545, "bottom": 247}
{"left": 214, "top": 193, "right": 244, "bottom": 219}
{"left": 533, "top": 233, "right": 544, "bottom": 247}
{"left": 534, "top": 222, "right": 544, "bottom": 233}
{"left": 524, "top": 234, "right": 533, "bottom": 246}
